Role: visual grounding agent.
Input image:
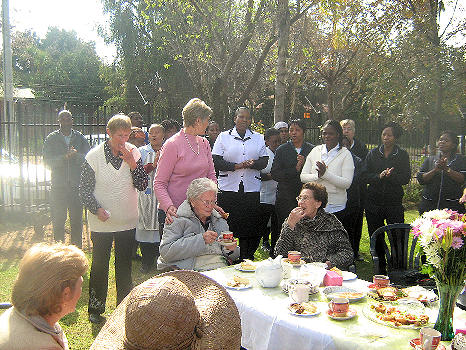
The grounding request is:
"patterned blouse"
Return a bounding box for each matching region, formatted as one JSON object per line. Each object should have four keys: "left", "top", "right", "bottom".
{"left": 79, "top": 141, "right": 148, "bottom": 214}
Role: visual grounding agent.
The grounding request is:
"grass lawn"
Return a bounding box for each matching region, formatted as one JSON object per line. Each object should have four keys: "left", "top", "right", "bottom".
{"left": 0, "top": 210, "right": 420, "bottom": 349}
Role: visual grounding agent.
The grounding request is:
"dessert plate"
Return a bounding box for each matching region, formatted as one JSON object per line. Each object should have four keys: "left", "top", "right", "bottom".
{"left": 323, "top": 286, "right": 366, "bottom": 302}
{"left": 289, "top": 302, "right": 320, "bottom": 317}
{"left": 342, "top": 271, "right": 357, "bottom": 281}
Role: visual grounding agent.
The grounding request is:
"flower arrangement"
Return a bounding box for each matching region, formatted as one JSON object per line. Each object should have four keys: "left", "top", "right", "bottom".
{"left": 411, "top": 209, "right": 466, "bottom": 340}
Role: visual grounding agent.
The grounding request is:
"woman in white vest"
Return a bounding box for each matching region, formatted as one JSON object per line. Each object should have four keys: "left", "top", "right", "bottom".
{"left": 79, "top": 114, "right": 149, "bottom": 324}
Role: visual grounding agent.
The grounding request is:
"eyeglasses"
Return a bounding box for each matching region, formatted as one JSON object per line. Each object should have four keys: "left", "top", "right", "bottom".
{"left": 198, "top": 199, "right": 218, "bottom": 207}
{"left": 296, "top": 195, "right": 313, "bottom": 202}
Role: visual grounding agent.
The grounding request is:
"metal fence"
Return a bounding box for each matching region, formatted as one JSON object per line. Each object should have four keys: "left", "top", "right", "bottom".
{"left": 0, "top": 99, "right": 461, "bottom": 214}
{"left": 0, "top": 100, "right": 127, "bottom": 213}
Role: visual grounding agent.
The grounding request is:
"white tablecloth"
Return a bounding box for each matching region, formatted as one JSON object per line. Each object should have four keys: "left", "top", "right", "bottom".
{"left": 203, "top": 266, "right": 466, "bottom": 350}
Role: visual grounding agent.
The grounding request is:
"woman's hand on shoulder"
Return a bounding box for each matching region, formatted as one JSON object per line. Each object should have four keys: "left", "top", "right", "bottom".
{"left": 165, "top": 205, "right": 178, "bottom": 224}
{"left": 203, "top": 230, "right": 218, "bottom": 244}
{"left": 288, "top": 207, "right": 305, "bottom": 230}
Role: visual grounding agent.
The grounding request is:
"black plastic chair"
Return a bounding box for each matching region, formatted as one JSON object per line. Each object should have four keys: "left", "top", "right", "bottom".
{"left": 370, "top": 223, "right": 429, "bottom": 287}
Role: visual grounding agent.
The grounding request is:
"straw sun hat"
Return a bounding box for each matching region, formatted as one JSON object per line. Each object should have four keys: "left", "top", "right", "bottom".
{"left": 91, "top": 270, "right": 242, "bottom": 350}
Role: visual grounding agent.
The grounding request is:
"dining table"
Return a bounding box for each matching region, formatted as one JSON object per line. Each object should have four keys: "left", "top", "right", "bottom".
{"left": 203, "top": 264, "right": 466, "bottom": 350}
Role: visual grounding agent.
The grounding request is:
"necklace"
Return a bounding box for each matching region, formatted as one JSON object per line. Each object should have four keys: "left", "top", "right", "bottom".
{"left": 184, "top": 131, "right": 200, "bottom": 155}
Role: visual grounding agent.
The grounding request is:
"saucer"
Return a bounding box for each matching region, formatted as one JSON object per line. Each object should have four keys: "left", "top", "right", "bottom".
{"left": 218, "top": 238, "right": 236, "bottom": 246}
{"left": 282, "top": 258, "right": 306, "bottom": 267}
{"left": 409, "top": 338, "right": 445, "bottom": 350}
{"left": 326, "top": 307, "right": 357, "bottom": 320}
{"left": 368, "top": 283, "right": 392, "bottom": 290}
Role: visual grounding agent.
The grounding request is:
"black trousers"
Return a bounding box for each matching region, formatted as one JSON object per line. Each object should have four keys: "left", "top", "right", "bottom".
{"left": 50, "top": 187, "right": 83, "bottom": 248}
{"left": 353, "top": 207, "right": 364, "bottom": 256}
{"left": 158, "top": 209, "right": 166, "bottom": 237}
{"left": 275, "top": 195, "right": 297, "bottom": 234}
{"left": 341, "top": 207, "right": 361, "bottom": 258}
{"left": 218, "top": 188, "right": 260, "bottom": 260}
{"left": 88, "top": 229, "right": 134, "bottom": 315}
{"left": 366, "top": 205, "right": 405, "bottom": 274}
{"left": 140, "top": 242, "right": 160, "bottom": 270}
{"left": 258, "top": 203, "right": 280, "bottom": 255}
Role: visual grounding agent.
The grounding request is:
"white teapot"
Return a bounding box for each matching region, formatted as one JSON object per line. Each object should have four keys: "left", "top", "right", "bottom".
{"left": 255, "top": 256, "right": 283, "bottom": 288}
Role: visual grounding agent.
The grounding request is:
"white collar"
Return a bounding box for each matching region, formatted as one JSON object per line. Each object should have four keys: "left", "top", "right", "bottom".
{"left": 321, "top": 144, "right": 339, "bottom": 155}
{"left": 230, "top": 127, "right": 253, "bottom": 139}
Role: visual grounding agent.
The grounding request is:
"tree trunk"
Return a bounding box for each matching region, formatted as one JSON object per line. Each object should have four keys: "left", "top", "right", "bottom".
{"left": 273, "top": 0, "right": 290, "bottom": 124}
{"left": 429, "top": 82, "right": 443, "bottom": 153}
{"left": 326, "top": 81, "right": 335, "bottom": 120}
{"left": 211, "top": 77, "right": 230, "bottom": 129}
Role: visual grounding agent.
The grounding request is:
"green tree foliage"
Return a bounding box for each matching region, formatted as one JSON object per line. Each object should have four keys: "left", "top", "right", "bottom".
{"left": 361, "top": 0, "right": 465, "bottom": 143}
{"left": 9, "top": 28, "right": 107, "bottom": 107}
{"left": 102, "top": 0, "right": 312, "bottom": 127}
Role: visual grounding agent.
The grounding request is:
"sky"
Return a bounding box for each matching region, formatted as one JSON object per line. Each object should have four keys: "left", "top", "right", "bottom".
{"left": 10, "top": 0, "right": 117, "bottom": 63}
{"left": 6, "top": 0, "right": 464, "bottom": 63}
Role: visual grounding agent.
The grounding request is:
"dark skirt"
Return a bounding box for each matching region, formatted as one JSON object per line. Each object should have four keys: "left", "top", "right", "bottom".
{"left": 218, "top": 190, "right": 261, "bottom": 239}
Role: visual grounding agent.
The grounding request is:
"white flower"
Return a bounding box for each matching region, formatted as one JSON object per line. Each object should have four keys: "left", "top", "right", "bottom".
{"left": 423, "top": 245, "right": 441, "bottom": 269}
{"left": 418, "top": 227, "right": 435, "bottom": 247}
{"left": 429, "top": 255, "right": 442, "bottom": 269}
{"left": 422, "top": 209, "right": 451, "bottom": 220}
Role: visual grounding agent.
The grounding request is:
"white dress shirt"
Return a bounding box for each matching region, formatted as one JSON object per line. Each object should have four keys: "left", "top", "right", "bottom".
{"left": 212, "top": 127, "right": 267, "bottom": 192}
{"left": 260, "top": 147, "right": 277, "bottom": 204}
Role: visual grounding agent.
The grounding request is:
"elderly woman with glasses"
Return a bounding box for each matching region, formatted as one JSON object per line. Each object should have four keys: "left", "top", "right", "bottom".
{"left": 158, "top": 178, "right": 240, "bottom": 271}
{"left": 274, "top": 182, "right": 353, "bottom": 269}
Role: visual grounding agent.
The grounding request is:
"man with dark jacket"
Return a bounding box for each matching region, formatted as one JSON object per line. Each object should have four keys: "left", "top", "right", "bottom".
{"left": 43, "top": 110, "right": 90, "bottom": 247}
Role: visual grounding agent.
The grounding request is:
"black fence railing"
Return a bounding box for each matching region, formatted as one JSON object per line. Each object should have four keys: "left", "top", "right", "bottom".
{"left": 0, "top": 99, "right": 463, "bottom": 214}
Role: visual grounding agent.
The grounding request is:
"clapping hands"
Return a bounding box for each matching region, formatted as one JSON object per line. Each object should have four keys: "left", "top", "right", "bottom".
{"left": 316, "top": 161, "right": 327, "bottom": 178}
{"left": 379, "top": 167, "right": 394, "bottom": 179}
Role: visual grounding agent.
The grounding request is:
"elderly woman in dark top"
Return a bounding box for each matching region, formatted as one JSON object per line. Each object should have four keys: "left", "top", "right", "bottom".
{"left": 79, "top": 113, "right": 148, "bottom": 324}
{"left": 417, "top": 131, "right": 466, "bottom": 214}
{"left": 158, "top": 178, "right": 240, "bottom": 271}
{"left": 274, "top": 182, "right": 353, "bottom": 269}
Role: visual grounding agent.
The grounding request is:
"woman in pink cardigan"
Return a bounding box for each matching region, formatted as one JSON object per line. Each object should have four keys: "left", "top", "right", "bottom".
{"left": 154, "top": 98, "right": 217, "bottom": 228}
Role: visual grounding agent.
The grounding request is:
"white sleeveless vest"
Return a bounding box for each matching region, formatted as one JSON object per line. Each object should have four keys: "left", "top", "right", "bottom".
{"left": 86, "top": 142, "right": 140, "bottom": 232}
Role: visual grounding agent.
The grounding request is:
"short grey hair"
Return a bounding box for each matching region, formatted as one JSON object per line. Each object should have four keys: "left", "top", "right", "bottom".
{"left": 58, "top": 109, "right": 72, "bottom": 119}
{"left": 340, "top": 119, "right": 355, "bottom": 131}
{"left": 182, "top": 98, "right": 212, "bottom": 127}
{"left": 149, "top": 123, "right": 164, "bottom": 132}
{"left": 186, "top": 178, "right": 218, "bottom": 201}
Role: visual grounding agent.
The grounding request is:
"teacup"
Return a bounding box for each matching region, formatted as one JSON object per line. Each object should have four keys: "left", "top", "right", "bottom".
{"left": 222, "top": 231, "right": 234, "bottom": 241}
{"left": 281, "top": 260, "right": 292, "bottom": 279}
{"left": 288, "top": 251, "right": 301, "bottom": 263}
{"left": 373, "top": 275, "right": 390, "bottom": 288}
{"left": 290, "top": 284, "right": 311, "bottom": 304}
{"left": 328, "top": 297, "right": 349, "bottom": 317}
{"left": 420, "top": 328, "right": 441, "bottom": 350}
